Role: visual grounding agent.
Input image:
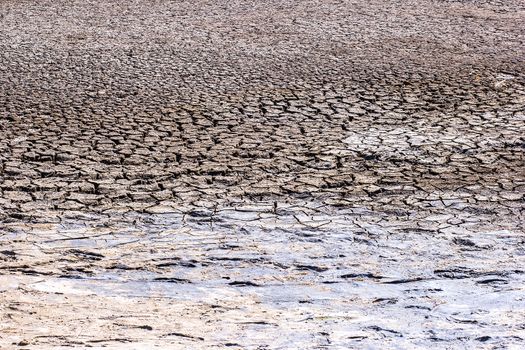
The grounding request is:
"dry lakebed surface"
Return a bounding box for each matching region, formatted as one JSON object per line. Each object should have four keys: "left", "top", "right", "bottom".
{"left": 0, "top": 0, "right": 524, "bottom": 349}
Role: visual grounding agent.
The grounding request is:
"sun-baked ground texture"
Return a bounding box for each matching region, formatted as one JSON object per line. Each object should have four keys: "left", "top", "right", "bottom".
{"left": 1, "top": 0, "right": 524, "bottom": 349}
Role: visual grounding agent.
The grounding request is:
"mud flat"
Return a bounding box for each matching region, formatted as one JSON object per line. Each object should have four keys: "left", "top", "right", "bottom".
{"left": 1, "top": 0, "right": 524, "bottom": 348}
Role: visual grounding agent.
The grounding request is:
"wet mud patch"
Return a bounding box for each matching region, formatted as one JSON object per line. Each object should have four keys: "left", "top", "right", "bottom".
{"left": 1, "top": 202, "right": 524, "bottom": 348}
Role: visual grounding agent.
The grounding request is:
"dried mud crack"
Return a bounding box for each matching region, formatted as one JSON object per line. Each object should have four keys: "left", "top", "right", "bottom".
{"left": 1, "top": 0, "right": 524, "bottom": 349}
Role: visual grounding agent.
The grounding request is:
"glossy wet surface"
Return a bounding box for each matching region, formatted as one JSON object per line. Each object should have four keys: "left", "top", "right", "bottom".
{"left": 1, "top": 0, "right": 525, "bottom": 348}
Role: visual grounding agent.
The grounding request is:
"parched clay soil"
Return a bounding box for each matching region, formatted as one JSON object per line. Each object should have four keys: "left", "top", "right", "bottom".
{"left": 0, "top": 0, "right": 524, "bottom": 348}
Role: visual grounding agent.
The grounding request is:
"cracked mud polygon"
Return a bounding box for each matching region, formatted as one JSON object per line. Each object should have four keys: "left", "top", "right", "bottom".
{"left": 0, "top": 0, "right": 524, "bottom": 349}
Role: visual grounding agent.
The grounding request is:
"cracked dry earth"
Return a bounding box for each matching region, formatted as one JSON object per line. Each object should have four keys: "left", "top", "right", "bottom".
{"left": 1, "top": 0, "right": 525, "bottom": 349}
